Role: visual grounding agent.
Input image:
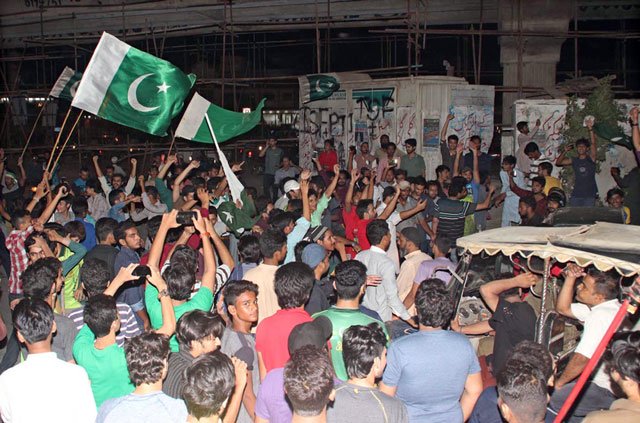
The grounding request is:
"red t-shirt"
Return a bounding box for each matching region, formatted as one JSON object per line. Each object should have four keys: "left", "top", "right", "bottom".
{"left": 342, "top": 208, "right": 372, "bottom": 251}
{"left": 355, "top": 218, "right": 372, "bottom": 250}
{"left": 318, "top": 150, "right": 338, "bottom": 171}
{"left": 255, "top": 308, "right": 312, "bottom": 373}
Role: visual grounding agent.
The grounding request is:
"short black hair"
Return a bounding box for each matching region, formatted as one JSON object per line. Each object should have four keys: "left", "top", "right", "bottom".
{"left": 284, "top": 345, "right": 334, "bottom": 417}
{"left": 447, "top": 134, "right": 459, "bottom": 142}
{"left": 238, "top": 235, "right": 261, "bottom": 264}
{"left": 365, "top": 219, "right": 389, "bottom": 246}
{"left": 435, "top": 165, "right": 450, "bottom": 177}
{"left": 64, "top": 220, "right": 86, "bottom": 241}
{"left": 333, "top": 260, "right": 367, "bottom": 300}
{"left": 183, "top": 352, "right": 235, "bottom": 419}
{"left": 413, "top": 176, "right": 427, "bottom": 187}
{"left": 21, "top": 257, "right": 61, "bottom": 300}
{"left": 114, "top": 220, "right": 137, "bottom": 243}
{"left": 502, "top": 155, "right": 517, "bottom": 166}
{"left": 13, "top": 298, "right": 54, "bottom": 344}
{"left": 342, "top": 324, "right": 387, "bottom": 379}
{"left": 223, "top": 279, "right": 259, "bottom": 307}
{"left": 164, "top": 265, "right": 196, "bottom": 301}
{"left": 519, "top": 196, "right": 537, "bottom": 210}
{"left": 509, "top": 340, "right": 554, "bottom": 382}
{"left": 497, "top": 360, "right": 548, "bottom": 423}
{"left": 274, "top": 262, "right": 313, "bottom": 309}
{"left": 259, "top": 228, "right": 287, "bottom": 258}
{"left": 516, "top": 121, "right": 528, "bottom": 132}
{"left": 355, "top": 200, "right": 374, "bottom": 219}
{"left": 586, "top": 268, "right": 620, "bottom": 301}
{"left": 605, "top": 330, "right": 640, "bottom": 384}
{"left": 415, "top": 279, "right": 454, "bottom": 328}
{"left": 606, "top": 187, "right": 625, "bottom": 201}
{"left": 382, "top": 186, "right": 396, "bottom": 202}
{"left": 11, "top": 209, "right": 31, "bottom": 229}
{"left": 531, "top": 176, "right": 546, "bottom": 188}
{"left": 448, "top": 176, "right": 467, "bottom": 197}
{"left": 575, "top": 137, "right": 590, "bottom": 147}
{"left": 25, "top": 231, "right": 56, "bottom": 252}
{"left": 269, "top": 212, "right": 295, "bottom": 232}
{"left": 524, "top": 142, "right": 539, "bottom": 155}
{"left": 72, "top": 197, "right": 89, "bottom": 217}
{"left": 538, "top": 161, "right": 553, "bottom": 174}
{"left": 80, "top": 258, "right": 112, "bottom": 297}
{"left": 86, "top": 178, "right": 103, "bottom": 193}
{"left": 124, "top": 332, "right": 170, "bottom": 386}
{"left": 84, "top": 294, "right": 119, "bottom": 338}
{"left": 176, "top": 310, "right": 225, "bottom": 349}
{"left": 95, "top": 217, "right": 118, "bottom": 242}
{"left": 108, "top": 189, "right": 124, "bottom": 206}
{"left": 433, "top": 235, "right": 452, "bottom": 254}
{"left": 171, "top": 245, "right": 198, "bottom": 274}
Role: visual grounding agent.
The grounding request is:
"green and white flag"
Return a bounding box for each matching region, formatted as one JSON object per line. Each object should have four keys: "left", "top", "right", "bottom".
{"left": 49, "top": 67, "right": 82, "bottom": 101}
{"left": 175, "top": 93, "right": 265, "bottom": 143}
{"left": 298, "top": 73, "right": 341, "bottom": 103}
{"left": 72, "top": 32, "right": 195, "bottom": 136}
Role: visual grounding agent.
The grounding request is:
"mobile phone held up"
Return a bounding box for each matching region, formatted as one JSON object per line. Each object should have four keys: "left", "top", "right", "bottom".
{"left": 176, "top": 211, "right": 196, "bottom": 226}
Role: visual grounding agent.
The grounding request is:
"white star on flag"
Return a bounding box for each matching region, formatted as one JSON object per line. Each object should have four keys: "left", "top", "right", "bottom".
{"left": 157, "top": 82, "right": 170, "bottom": 93}
{"left": 222, "top": 211, "right": 234, "bottom": 223}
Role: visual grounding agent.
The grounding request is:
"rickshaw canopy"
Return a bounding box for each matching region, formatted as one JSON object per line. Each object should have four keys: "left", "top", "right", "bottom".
{"left": 456, "top": 222, "right": 640, "bottom": 276}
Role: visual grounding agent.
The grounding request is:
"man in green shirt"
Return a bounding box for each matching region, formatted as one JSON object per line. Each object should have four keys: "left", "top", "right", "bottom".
{"left": 145, "top": 210, "right": 219, "bottom": 351}
{"left": 399, "top": 138, "right": 426, "bottom": 178}
{"left": 73, "top": 265, "right": 175, "bottom": 407}
{"left": 313, "top": 260, "right": 388, "bottom": 381}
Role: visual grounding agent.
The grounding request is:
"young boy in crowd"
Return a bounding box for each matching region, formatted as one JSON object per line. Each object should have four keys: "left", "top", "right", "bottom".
{"left": 538, "top": 161, "right": 561, "bottom": 195}
{"left": 221, "top": 280, "right": 260, "bottom": 423}
{"left": 0, "top": 299, "right": 96, "bottom": 423}
{"left": 96, "top": 332, "right": 187, "bottom": 422}
{"left": 327, "top": 324, "right": 408, "bottom": 422}
{"left": 606, "top": 187, "right": 631, "bottom": 224}
{"left": 256, "top": 262, "right": 314, "bottom": 379}
{"left": 313, "top": 260, "right": 388, "bottom": 380}
{"left": 284, "top": 345, "right": 336, "bottom": 423}
{"left": 163, "top": 311, "right": 225, "bottom": 399}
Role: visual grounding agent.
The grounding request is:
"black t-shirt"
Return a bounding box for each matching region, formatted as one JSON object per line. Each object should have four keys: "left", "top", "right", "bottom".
{"left": 434, "top": 198, "right": 477, "bottom": 242}
{"left": 488, "top": 297, "right": 537, "bottom": 374}
{"left": 85, "top": 244, "right": 118, "bottom": 280}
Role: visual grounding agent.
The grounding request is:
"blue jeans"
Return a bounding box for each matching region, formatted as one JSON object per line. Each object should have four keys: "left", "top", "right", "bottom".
{"left": 547, "top": 382, "right": 615, "bottom": 423}
{"left": 569, "top": 197, "right": 596, "bottom": 207}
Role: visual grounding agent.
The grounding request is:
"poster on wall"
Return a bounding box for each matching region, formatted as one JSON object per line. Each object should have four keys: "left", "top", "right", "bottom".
{"left": 352, "top": 87, "right": 395, "bottom": 150}
{"left": 422, "top": 118, "right": 440, "bottom": 149}
{"left": 448, "top": 85, "right": 495, "bottom": 152}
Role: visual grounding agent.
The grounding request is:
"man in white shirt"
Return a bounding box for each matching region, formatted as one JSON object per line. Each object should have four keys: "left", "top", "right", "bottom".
{"left": 549, "top": 264, "right": 622, "bottom": 421}
{"left": 356, "top": 219, "right": 415, "bottom": 327}
{"left": 0, "top": 298, "right": 96, "bottom": 423}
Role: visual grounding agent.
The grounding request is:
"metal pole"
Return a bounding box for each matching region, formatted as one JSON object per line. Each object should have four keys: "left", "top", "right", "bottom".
{"left": 536, "top": 257, "right": 551, "bottom": 343}
{"left": 230, "top": 0, "right": 237, "bottom": 111}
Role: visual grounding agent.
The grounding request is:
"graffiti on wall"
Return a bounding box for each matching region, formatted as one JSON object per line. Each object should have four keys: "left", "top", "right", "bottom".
{"left": 448, "top": 85, "right": 495, "bottom": 152}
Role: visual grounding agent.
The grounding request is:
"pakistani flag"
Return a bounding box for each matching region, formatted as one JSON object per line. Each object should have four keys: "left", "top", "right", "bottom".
{"left": 298, "top": 73, "right": 341, "bottom": 103}
{"left": 49, "top": 67, "right": 82, "bottom": 101}
{"left": 72, "top": 32, "right": 195, "bottom": 136}
{"left": 175, "top": 93, "right": 265, "bottom": 143}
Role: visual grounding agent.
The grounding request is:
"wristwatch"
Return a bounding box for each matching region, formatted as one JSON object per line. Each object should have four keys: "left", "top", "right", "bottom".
{"left": 157, "top": 289, "right": 169, "bottom": 299}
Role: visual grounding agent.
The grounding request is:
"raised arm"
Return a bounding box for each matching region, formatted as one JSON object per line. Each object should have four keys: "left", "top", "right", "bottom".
{"left": 300, "top": 169, "right": 312, "bottom": 222}
{"left": 479, "top": 273, "right": 538, "bottom": 312}
{"left": 530, "top": 119, "right": 541, "bottom": 138}
{"left": 36, "top": 185, "right": 69, "bottom": 225}
{"left": 555, "top": 264, "right": 583, "bottom": 319}
{"left": 347, "top": 147, "right": 355, "bottom": 172}
{"left": 147, "top": 265, "right": 176, "bottom": 337}
{"left": 191, "top": 210, "right": 217, "bottom": 293}
{"left": 148, "top": 210, "right": 181, "bottom": 268}
{"left": 440, "top": 113, "right": 454, "bottom": 141}
{"left": 472, "top": 147, "right": 481, "bottom": 184}
{"left": 103, "top": 263, "right": 139, "bottom": 297}
{"left": 344, "top": 168, "right": 359, "bottom": 213}
{"left": 25, "top": 178, "right": 49, "bottom": 214}
{"left": 475, "top": 185, "right": 496, "bottom": 211}
{"left": 586, "top": 119, "right": 597, "bottom": 162}
{"left": 378, "top": 186, "right": 400, "bottom": 221}
{"left": 91, "top": 155, "right": 104, "bottom": 178}
{"left": 453, "top": 143, "right": 463, "bottom": 176}
{"left": 124, "top": 158, "right": 137, "bottom": 194}
{"left": 631, "top": 107, "right": 640, "bottom": 152}
{"left": 555, "top": 144, "right": 573, "bottom": 167}
{"left": 17, "top": 157, "right": 26, "bottom": 187}
{"left": 258, "top": 140, "right": 269, "bottom": 158}
{"left": 398, "top": 199, "right": 427, "bottom": 221}
{"left": 207, "top": 218, "right": 235, "bottom": 272}
{"left": 157, "top": 155, "right": 177, "bottom": 180}
{"left": 323, "top": 164, "right": 341, "bottom": 199}
{"left": 172, "top": 160, "right": 200, "bottom": 203}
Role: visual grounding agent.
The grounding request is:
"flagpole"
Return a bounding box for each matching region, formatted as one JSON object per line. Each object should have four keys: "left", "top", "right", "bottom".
{"left": 49, "top": 111, "right": 83, "bottom": 173}
{"left": 167, "top": 129, "right": 177, "bottom": 157}
{"left": 46, "top": 105, "right": 73, "bottom": 173}
{"left": 20, "top": 101, "right": 48, "bottom": 161}
{"left": 204, "top": 114, "right": 244, "bottom": 206}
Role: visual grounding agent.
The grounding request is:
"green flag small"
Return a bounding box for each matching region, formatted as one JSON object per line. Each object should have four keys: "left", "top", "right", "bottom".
{"left": 49, "top": 67, "right": 83, "bottom": 101}
{"left": 175, "top": 93, "right": 265, "bottom": 143}
{"left": 298, "top": 73, "right": 341, "bottom": 103}
{"left": 72, "top": 32, "right": 195, "bottom": 136}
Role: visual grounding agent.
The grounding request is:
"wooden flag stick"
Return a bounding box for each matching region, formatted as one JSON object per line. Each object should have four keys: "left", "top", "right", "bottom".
{"left": 167, "top": 129, "right": 177, "bottom": 157}
{"left": 20, "top": 102, "right": 48, "bottom": 161}
{"left": 46, "top": 105, "right": 73, "bottom": 173}
{"left": 49, "top": 111, "right": 83, "bottom": 173}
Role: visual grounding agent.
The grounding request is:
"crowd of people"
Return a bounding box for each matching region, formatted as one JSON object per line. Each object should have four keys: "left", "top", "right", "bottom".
{"left": 0, "top": 106, "right": 638, "bottom": 423}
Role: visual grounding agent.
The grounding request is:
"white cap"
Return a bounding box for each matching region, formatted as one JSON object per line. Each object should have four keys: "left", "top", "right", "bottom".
{"left": 284, "top": 180, "right": 301, "bottom": 193}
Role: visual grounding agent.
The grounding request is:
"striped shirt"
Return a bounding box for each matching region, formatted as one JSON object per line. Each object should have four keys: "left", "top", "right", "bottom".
{"left": 434, "top": 198, "right": 477, "bottom": 243}
{"left": 6, "top": 226, "right": 34, "bottom": 295}
{"left": 68, "top": 302, "right": 141, "bottom": 347}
